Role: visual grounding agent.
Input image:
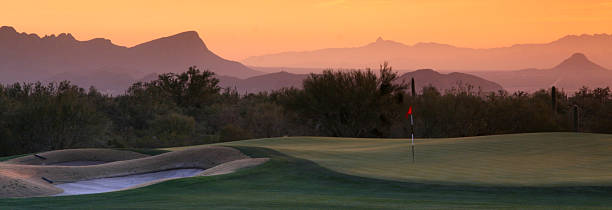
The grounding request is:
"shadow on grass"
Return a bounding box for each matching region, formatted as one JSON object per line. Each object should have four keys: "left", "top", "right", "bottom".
{"left": 118, "top": 148, "right": 170, "bottom": 156}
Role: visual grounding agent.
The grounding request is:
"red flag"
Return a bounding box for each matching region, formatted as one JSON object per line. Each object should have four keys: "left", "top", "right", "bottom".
{"left": 405, "top": 106, "right": 413, "bottom": 119}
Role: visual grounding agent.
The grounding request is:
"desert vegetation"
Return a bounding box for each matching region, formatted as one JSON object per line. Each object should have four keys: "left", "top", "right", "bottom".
{"left": 1, "top": 65, "right": 611, "bottom": 155}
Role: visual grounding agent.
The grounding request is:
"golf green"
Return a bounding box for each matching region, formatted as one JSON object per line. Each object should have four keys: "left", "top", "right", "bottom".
{"left": 209, "top": 132, "right": 612, "bottom": 186}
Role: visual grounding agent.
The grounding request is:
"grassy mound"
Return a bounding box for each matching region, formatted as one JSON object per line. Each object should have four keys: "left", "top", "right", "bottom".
{"left": 0, "top": 149, "right": 168, "bottom": 163}
{"left": 0, "top": 154, "right": 30, "bottom": 162}
{"left": 4, "top": 149, "right": 149, "bottom": 165}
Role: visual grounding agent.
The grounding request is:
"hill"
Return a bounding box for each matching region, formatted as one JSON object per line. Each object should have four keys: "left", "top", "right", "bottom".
{"left": 216, "top": 69, "right": 501, "bottom": 94}
{"left": 243, "top": 34, "right": 612, "bottom": 71}
{"left": 217, "top": 71, "right": 308, "bottom": 93}
{"left": 396, "top": 69, "right": 503, "bottom": 93}
{"left": 250, "top": 66, "right": 324, "bottom": 74}
{"left": 473, "top": 53, "right": 612, "bottom": 92}
{"left": 0, "top": 26, "right": 261, "bottom": 94}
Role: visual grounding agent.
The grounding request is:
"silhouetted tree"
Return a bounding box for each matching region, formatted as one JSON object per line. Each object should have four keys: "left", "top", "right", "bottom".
{"left": 281, "top": 63, "right": 407, "bottom": 137}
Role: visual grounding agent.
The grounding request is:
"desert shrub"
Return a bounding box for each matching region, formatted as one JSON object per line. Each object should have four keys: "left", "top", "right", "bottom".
{"left": 149, "top": 112, "right": 196, "bottom": 139}
{"left": 280, "top": 63, "right": 406, "bottom": 137}
{"left": 219, "top": 124, "right": 253, "bottom": 142}
{"left": 1, "top": 82, "right": 110, "bottom": 154}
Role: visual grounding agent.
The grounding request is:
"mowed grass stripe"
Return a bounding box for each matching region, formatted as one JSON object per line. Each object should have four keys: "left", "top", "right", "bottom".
{"left": 171, "top": 132, "right": 612, "bottom": 186}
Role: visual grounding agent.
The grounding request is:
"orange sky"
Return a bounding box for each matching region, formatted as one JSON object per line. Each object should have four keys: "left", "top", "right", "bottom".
{"left": 3, "top": 0, "right": 612, "bottom": 60}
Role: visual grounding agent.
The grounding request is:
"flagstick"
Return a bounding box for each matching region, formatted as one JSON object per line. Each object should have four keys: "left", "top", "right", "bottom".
{"left": 410, "top": 114, "right": 414, "bottom": 163}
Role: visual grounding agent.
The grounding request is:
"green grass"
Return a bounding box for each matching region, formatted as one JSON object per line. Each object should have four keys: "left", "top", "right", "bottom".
{"left": 209, "top": 132, "right": 612, "bottom": 186}
{"left": 0, "top": 149, "right": 169, "bottom": 162}
{"left": 2, "top": 146, "right": 612, "bottom": 209}
{"left": 0, "top": 153, "right": 30, "bottom": 162}
{"left": 3, "top": 132, "right": 612, "bottom": 209}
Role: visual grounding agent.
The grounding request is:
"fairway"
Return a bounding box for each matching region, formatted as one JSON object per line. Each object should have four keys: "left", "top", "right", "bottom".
{"left": 3, "top": 132, "right": 612, "bottom": 209}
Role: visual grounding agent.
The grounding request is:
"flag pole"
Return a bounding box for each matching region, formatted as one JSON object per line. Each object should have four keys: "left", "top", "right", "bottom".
{"left": 406, "top": 106, "right": 415, "bottom": 163}
{"left": 410, "top": 113, "right": 414, "bottom": 163}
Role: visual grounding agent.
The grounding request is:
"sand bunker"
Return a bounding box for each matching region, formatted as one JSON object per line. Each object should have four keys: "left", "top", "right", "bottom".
{"left": 0, "top": 146, "right": 268, "bottom": 198}
{"left": 56, "top": 168, "right": 205, "bottom": 196}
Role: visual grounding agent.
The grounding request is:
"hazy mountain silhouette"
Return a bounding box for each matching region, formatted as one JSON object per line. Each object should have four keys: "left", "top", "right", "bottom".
{"left": 473, "top": 53, "right": 612, "bottom": 93}
{"left": 125, "top": 31, "right": 259, "bottom": 78}
{"left": 396, "top": 69, "right": 504, "bottom": 93}
{"left": 551, "top": 53, "right": 607, "bottom": 73}
{"left": 250, "top": 66, "right": 324, "bottom": 74}
{"left": 214, "top": 69, "right": 501, "bottom": 94}
{"left": 243, "top": 35, "right": 612, "bottom": 71}
{"left": 217, "top": 71, "right": 308, "bottom": 93}
{"left": 49, "top": 69, "right": 136, "bottom": 94}
{"left": 0, "top": 26, "right": 261, "bottom": 94}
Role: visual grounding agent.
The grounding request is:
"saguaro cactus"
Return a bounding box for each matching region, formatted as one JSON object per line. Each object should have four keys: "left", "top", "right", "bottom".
{"left": 573, "top": 105, "right": 579, "bottom": 132}
{"left": 551, "top": 86, "right": 557, "bottom": 111}
{"left": 411, "top": 77, "right": 416, "bottom": 97}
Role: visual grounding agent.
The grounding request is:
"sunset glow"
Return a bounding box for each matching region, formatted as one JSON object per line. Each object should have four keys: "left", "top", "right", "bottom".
{"left": 3, "top": 0, "right": 612, "bottom": 60}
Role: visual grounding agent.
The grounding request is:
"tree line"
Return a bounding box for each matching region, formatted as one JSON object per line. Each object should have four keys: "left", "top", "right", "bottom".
{"left": 1, "top": 65, "right": 611, "bottom": 155}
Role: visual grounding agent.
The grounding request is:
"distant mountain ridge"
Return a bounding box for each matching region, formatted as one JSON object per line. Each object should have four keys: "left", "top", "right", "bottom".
{"left": 243, "top": 34, "right": 612, "bottom": 71}
{"left": 396, "top": 70, "right": 504, "bottom": 93}
{"left": 551, "top": 53, "right": 607, "bottom": 73}
{"left": 473, "top": 53, "right": 612, "bottom": 93}
{"left": 214, "top": 69, "right": 503, "bottom": 94}
{"left": 0, "top": 26, "right": 261, "bottom": 94}
{"left": 216, "top": 71, "right": 308, "bottom": 93}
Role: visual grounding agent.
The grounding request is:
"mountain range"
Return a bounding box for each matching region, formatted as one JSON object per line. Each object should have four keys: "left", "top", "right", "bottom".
{"left": 243, "top": 35, "right": 612, "bottom": 71}
{"left": 215, "top": 69, "right": 503, "bottom": 94}
{"left": 473, "top": 53, "right": 612, "bottom": 93}
{"left": 1, "top": 26, "right": 609, "bottom": 94}
{"left": 0, "top": 26, "right": 261, "bottom": 94}
{"left": 216, "top": 71, "right": 309, "bottom": 93}
{"left": 236, "top": 53, "right": 612, "bottom": 94}
{"left": 396, "top": 70, "right": 503, "bottom": 93}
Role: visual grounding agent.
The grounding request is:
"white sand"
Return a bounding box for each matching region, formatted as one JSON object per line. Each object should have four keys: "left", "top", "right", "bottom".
{"left": 55, "top": 169, "right": 204, "bottom": 196}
